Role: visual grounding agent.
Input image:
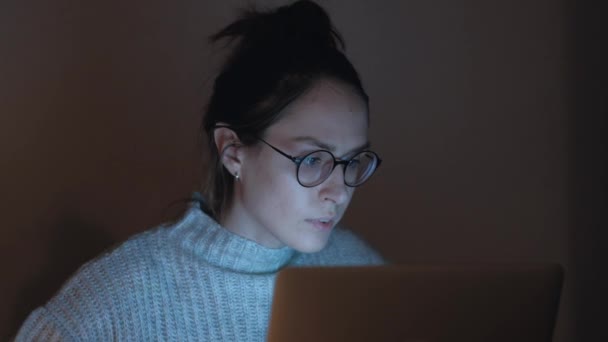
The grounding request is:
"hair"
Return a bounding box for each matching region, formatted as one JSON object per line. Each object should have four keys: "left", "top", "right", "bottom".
{"left": 201, "top": 0, "right": 369, "bottom": 219}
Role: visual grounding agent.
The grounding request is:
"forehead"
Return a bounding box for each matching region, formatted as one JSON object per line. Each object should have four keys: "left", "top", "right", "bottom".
{"left": 266, "top": 79, "right": 369, "bottom": 151}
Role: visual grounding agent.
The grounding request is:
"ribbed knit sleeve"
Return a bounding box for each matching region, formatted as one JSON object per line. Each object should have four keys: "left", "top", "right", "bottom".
{"left": 15, "top": 307, "right": 71, "bottom": 342}
{"left": 16, "top": 227, "right": 170, "bottom": 340}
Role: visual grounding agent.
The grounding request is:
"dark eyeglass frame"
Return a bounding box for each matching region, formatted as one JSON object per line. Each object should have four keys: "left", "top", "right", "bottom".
{"left": 255, "top": 137, "right": 382, "bottom": 188}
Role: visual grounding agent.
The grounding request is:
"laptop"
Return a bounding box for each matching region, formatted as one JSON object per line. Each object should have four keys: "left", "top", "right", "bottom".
{"left": 268, "top": 264, "right": 563, "bottom": 342}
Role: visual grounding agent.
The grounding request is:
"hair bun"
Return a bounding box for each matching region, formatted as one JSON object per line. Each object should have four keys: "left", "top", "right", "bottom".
{"left": 273, "top": 0, "right": 342, "bottom": 50}
{"left": 211, "top": 0, "right": 344, "bottom": 55}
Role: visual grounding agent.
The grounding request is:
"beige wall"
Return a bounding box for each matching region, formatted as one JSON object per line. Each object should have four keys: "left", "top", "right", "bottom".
{"left": 1, "top": 0, "right": 595, "bottom": 340}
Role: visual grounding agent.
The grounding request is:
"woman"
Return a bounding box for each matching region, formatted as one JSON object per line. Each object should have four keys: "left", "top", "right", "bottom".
{"left": 16, "top": 1, "right": 383, "bottom": 340}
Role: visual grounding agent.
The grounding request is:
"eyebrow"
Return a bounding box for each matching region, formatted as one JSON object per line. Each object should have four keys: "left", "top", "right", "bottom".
{"left": 291, "top": 136, "right": 371, "bottom": 157}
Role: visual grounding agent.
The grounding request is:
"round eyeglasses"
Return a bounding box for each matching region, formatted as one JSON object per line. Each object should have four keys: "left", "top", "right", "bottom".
{"left": 256, "top": 137, "right": 382, "bottom": 187}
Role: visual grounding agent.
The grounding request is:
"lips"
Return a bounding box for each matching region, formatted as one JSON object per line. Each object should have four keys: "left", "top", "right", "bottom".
{"left": 306, "top": 217, "right": 336, "bottom": 231}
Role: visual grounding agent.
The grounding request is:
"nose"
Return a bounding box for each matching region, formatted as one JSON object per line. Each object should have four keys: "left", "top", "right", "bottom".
{"left": 319, "top": 165, "right": 350, "bottom": 205}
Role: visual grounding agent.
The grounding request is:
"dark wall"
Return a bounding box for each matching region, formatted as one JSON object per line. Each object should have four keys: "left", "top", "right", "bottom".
{"left": 0, "top": 0, "right": 210, "bottom": 337}
{"left": 2, "top": 0, "right": 600, "bottom": 340}
{"left": 572, "top": 1, "right": 608, "bottom": 341}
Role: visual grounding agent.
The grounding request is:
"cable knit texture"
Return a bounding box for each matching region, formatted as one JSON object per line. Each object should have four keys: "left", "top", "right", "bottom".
{"left": 16, "top": 203, "right": 383, "bottom": 341}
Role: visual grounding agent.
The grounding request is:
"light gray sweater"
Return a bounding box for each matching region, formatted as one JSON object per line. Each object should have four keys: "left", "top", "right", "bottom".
{"left": 16, "top": 203, "right": 383, "bottom": 341}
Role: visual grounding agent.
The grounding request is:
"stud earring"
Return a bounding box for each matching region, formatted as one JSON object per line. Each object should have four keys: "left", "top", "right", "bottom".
{"left": 234, "top": 172, "right": 240, "bottom": 181}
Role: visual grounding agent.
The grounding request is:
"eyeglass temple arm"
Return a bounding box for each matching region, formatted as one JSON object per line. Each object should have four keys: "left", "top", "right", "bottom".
{"left": 256, "top": 137, "right": 301, "bottom": 163}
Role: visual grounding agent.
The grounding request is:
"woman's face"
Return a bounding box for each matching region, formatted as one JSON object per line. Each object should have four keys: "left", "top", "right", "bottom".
{"left": 224, "top": 79, "right": 369, "bottom": 253}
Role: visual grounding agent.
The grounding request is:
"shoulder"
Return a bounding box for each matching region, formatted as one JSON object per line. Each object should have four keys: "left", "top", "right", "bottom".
{"left": 17, "top": 219, "right": 178, "bottom": 339}
{"left": 15, "top": 306, "right": 71, "bottom": 341}
{"left": 292, "top": 226, "right": 385, "bottom": 266}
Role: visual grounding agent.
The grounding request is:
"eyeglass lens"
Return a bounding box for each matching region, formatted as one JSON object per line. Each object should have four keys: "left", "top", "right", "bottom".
{"left": 297, "top": 150, "right": 379, "bottom": 187}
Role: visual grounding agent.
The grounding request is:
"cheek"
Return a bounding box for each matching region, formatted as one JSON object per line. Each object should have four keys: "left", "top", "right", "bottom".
{"left": 267, "top": 171, "right": 308, "bottom": 209}
{"left": 347, "top": 187, "right": 356, "bottom": 200}
{"left": 343, "top": 188, "right": 356, "bottom": 208}
{"left": 242, "top": 155, "right": 304, "bottom": 210}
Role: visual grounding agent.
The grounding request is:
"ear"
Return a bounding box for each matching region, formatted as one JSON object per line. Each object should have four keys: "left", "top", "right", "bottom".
{"left": 213, "top": 125, "right": 244, "bottom": 177}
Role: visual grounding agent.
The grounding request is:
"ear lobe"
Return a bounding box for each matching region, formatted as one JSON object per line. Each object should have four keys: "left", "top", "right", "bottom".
{"left": 213, "top": 126, "right": 243, "bottom": 175}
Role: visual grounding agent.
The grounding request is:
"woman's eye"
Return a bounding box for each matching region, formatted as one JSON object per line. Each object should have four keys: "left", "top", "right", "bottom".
{"left": 302, "top": 156, "right": 321, "bottom": 166}
{"left": 347, "top": 158, "right": 361, "bottom": 168}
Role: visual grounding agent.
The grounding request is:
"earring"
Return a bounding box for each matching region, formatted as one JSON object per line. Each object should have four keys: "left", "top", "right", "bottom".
{"left": 234, "top": 172, "right": 240, "bottom": 181}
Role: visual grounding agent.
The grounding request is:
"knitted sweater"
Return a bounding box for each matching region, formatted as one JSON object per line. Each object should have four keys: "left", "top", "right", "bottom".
{"left": 16, "top": 203, "right": 383, "bottom": 341}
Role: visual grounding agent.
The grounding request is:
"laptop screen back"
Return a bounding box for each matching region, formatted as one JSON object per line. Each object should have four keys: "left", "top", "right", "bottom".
{"left": 268, "top": 264, "right": 563, "bottom": 342}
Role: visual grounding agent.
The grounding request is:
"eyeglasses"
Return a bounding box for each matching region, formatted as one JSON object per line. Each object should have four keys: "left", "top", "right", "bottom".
{"left": 256, "top": 137, "right": 382, "bottom": 188}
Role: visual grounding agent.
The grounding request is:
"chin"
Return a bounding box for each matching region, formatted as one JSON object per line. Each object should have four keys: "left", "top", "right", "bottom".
{"left": 292, "top": 236, "right": 331, "bottom": 254}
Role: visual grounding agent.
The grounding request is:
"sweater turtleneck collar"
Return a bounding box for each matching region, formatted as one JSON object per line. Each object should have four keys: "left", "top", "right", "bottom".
{"left": 169, "top": 205, "right": 297, "bottom": 274}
